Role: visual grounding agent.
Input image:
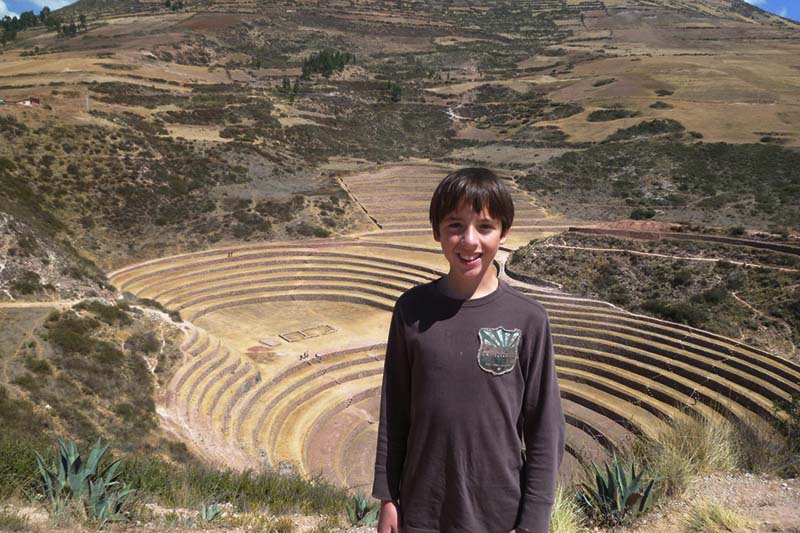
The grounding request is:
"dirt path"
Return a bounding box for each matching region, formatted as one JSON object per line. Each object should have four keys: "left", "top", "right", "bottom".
{"left": 541, "top": 243, "right": 800, "bottom": 272}
{"left": 0, "top": 300, "right": 78, "bottom": 309}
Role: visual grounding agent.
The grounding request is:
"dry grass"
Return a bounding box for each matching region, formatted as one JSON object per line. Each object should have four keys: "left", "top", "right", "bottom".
{"left": 681, "top": 500, "right": 755, "bottom": 533}
{"left": 0, "top": 508, "right": 31, "bottom": 532}
{"left": 635, "top": 413, "right": 738, "bottom": 497}
{"left": 549, "top": 485, "right": 585, "bottom": 533}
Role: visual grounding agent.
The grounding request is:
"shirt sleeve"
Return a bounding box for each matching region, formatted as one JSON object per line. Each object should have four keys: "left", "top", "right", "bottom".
{"left": 517, "top": 313, "right": 566, "bottom": 533}
{"left": 372, "top": 303, "right": 411, "bottom": 502}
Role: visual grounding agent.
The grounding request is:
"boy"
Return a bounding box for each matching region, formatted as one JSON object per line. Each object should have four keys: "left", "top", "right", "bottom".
{"left": 372, "top": 168, "right": 566, "bottom": 533}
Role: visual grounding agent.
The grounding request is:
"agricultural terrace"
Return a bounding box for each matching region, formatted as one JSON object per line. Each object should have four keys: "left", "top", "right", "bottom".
{"left": 109, "top": 165, "right": 800, "bottom": 489}
{"left": 2, "top": 0, "right": 799, "bottom": 501}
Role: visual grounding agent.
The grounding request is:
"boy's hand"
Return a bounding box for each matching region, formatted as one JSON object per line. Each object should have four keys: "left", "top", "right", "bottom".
{"left": 377, "top": 500, "right": 401, "bottom": 533}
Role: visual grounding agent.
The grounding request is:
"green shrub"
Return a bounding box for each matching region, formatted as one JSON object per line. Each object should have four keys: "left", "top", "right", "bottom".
{"left": 587, "top": 108, "right": 640, "bottom": 122}
{"left": 198, "top": 502, "right": 222, "bottom": 523}
{"left": 346, "top": 494, "right": 379, "bottom": 527}
{"left": 576, "top": 453, "right": 655, "bottom": 526}
{"left": 301, "top": 49, "right": 355, "bottom": 78}
{"left": 630, "top": 207, "right": 656, "bottom": 220}
{"left": 0, "top": 430, "right": 47, "bottom": 500}
{"left": 641, "top": 299, "right": 708, "bottom": 327}
{"left": 592, "top": 78, "right": 615, "bottom": 87}
{"left": 126, "top": 331, "right": 159, "bottom": 354}
{"left": 606, "top": 119, "right": 685, "bottom": 141}
{"left": 45, "top": 314, "right": 99, "bottom": 355}
{"left": 11, "top": 270, "right": 44, "bottom": 295}
{"left": 74, "top": 301, "right": 132, "bottom": 326}
{"left": 34, "top": 437, "right": 133, "bottom": 526}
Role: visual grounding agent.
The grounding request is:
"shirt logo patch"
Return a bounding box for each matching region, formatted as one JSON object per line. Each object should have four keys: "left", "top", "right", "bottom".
{"left": 477, "top": 327, "right": 521, "bottom": 376}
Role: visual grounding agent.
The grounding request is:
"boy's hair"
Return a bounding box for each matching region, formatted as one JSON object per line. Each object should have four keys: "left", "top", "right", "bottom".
{"left": 429, "top": 167, "right": 515, "bottom": 238}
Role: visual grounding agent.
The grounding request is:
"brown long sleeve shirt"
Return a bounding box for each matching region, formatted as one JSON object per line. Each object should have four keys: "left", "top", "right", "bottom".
{"left": 372, "top": 279, "right": 566, "bottom": 533}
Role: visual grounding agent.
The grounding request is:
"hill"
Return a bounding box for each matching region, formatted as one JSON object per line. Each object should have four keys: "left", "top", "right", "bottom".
{"left": 0, "top": 1, "right": 799, "bottom": 531}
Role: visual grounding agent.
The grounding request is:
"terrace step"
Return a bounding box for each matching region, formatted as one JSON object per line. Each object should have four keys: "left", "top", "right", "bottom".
{"left": 110, "top": 242, "right": 445, "bottom": 290}
{"left": 273, "top": 373, "right": 383, "bottom": 473}
{"left": 559, "top": 380, "right": 666, "bottom": 439}
{"left": 552, "top": 321, "right": 797, "bottom": 409}
{"left": 548, "top": 313, "right": 800, "bottom": 398}
{"left": 555, "top": 334, "right": 778, "bottom": 423}
{"left": 185, "top": 288, "right": 398, "bottom": 321}
{"left": 264, "top": 362, "right": 385, "bottom": 459}
{"left": 143, "top": 259, "right": 438, "bottom": 301}
{"left": 233, "top": 344, "right": 385, "bottom": 447}
{"left": 162, "top": 275, "right": 412, "bottom": 309}
{"left": 153, "top": 265, "right": 433, "bottom": 302}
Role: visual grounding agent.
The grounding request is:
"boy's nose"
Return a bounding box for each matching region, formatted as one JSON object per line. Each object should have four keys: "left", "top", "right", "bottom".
{"left": 461, "top": 226, "right": 478, "bottom": 246}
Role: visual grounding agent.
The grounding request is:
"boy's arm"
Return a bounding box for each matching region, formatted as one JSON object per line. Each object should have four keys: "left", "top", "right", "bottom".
{"left": 517, "top": 314, "right": 566, "bottom": 533}
{"left": 372, "top": 304, "right": 411, "bottom": 503}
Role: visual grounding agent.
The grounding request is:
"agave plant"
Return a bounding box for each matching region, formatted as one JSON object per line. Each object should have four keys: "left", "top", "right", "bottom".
{"left": 346, "top": 494, "right": 379, "bottom": 527}
{"left": 198, "top": 502, "right": 223, "bottom": 523}
{"left": 576, "top": 452, "right": 656, "bottom": 526}
{"left": 34, "top": 437, "right": 133, "bottom": 526}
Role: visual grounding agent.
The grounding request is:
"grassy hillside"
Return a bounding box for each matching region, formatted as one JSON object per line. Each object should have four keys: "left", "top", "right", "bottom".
{"left": 509, "top": 232, "right": 800, "bottom": 358}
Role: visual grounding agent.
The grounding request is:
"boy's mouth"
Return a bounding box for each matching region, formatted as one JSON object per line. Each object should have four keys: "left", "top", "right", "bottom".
{"left": 457, "top": 253, "right": 482, "bottom": 266}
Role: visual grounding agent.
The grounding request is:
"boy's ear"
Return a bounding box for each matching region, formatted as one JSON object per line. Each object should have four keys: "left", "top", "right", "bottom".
{"left": 432, "top": 227, "right": 441, "bottom": 242}
{"left": 500, "top": 228, "right": 509, "bottom": 245}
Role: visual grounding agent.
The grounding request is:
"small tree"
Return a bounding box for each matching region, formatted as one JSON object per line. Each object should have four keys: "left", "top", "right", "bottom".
{"left": 386, "top": 81, "right": 402, "bottom": 102}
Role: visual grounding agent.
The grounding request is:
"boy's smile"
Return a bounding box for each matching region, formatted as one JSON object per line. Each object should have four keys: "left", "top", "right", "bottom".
{"left": 434, "top": 200, "right": 508, "bottom": 299}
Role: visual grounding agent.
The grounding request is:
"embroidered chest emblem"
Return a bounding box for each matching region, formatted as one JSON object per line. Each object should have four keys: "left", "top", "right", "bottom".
{"left": 477, "top": 327, "right": 521, "bottom": 376}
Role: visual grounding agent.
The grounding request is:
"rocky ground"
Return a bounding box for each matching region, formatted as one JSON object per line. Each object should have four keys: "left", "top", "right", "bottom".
{"left": 4, "top": 474, "right": 798, "bottom": 532}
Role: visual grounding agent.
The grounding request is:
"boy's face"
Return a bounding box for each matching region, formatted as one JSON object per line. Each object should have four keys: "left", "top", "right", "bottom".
{"left": 434, "top": 199, "right": 508, "bottom": 285}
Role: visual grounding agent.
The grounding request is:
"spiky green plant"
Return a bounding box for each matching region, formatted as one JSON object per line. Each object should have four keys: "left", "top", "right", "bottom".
{"left": 34, "top": 437, "right": 133, "bottom": 526}
{"left": 198, "top": 502, "right": 222, "bottom": 523}
{"left": 346, "top": 494, "right": 379, "bottom": 527}
{"left": 576, "top": 452, "right": 656, "bottom": 526}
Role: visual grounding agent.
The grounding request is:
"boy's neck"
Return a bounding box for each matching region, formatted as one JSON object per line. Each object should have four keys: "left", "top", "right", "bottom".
{"left": 440, "top": 272, "right": 500, "bottom": 300}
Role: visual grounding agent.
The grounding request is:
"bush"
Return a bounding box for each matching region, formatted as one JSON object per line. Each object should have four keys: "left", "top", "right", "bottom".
{"left": 24, "top": 356, "right": 52, "bottom": 375}
{"left": 74, "top": 300, "right": 132, "bottom": 326}
{"left": 11, "top": 270, "right": 44, "bottom": 295}
{"left": 346, "top": 494, "right": 379, "bottom": 527}
{"left": 301, "top": 49, "right": 355, "bottom": 78}
{"left": 126, "top": 331, "right": 159, "bottom": 354}
{"left": 45, "top": 314, "right": 99, "bottom": 355}
{"left": 635, "top": 413, "right": 738, "bottom": 497}
{"left": 630, "top": 207, "right": 656, "bottom": 220}
{"left": 681, "top": 500, "right": 754, "bottom": 532}
{"left": 606, "top": 119, "right": 685, "bottom": 141}
{"left": 549, "top": 485, "right": 585, "bottom": 533}
{"left": 587, "top": 108, "right": 640, "bottom": 122}
{"left": 34, "top": 438, "right": 133, "bottom": 526}
{"left": 0, "top": 430, "right": 47, "bottom": 500}
{"left": 592, "top": 78, "right": 615, "bottom": 87}
{"left": 576, "top": 452, "right": 655, "bottom": 526}
{"left": 641, "top": 299, "right": 708, "bottom": 328}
